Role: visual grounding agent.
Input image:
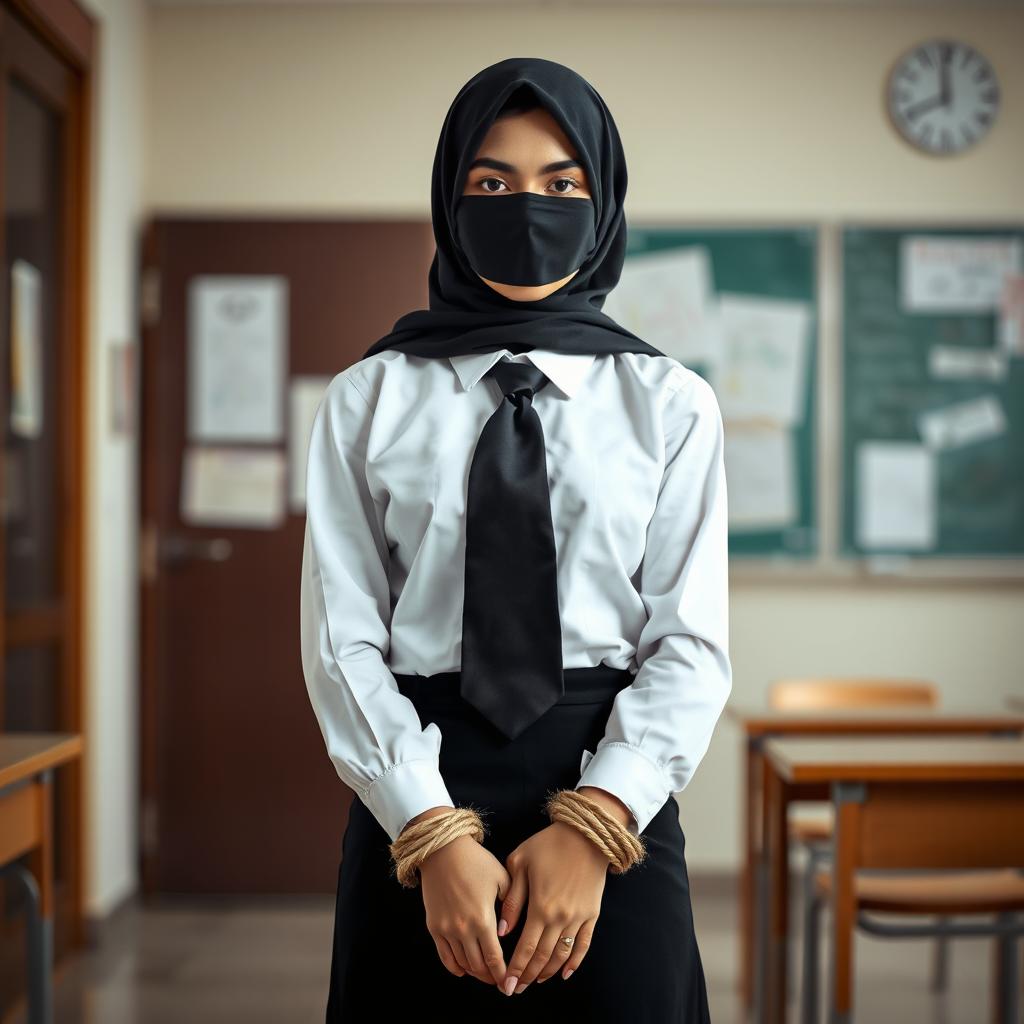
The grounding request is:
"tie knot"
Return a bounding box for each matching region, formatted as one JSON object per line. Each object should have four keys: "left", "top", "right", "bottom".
{"left": 486, "top": 357, "right": 550, "bottom": 401}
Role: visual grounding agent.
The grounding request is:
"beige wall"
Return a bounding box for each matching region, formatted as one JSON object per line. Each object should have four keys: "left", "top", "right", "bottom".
{"left": 146, "top": 3, "right": 1024, "bottom": 216}
{"left": 139, "top": 3, "right": 1024, "bottom": 871}
{"left": 83, "top": 0, "right": 148, "bottom": 916}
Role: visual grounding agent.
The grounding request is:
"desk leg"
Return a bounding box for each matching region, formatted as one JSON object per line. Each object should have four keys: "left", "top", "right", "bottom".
{"left": 765, "top": 758, "right": 790, "bottom": 1024}
{"left": 828, "top": 782, "right": 863, "bottom": 1024}
{"left": 26, "top": 769, "right": 54, "bottom": 1024}
{"left": 992, "top": 911, "right": 1020, "bottom": 1024}
{"left": 753, "top": 851, "right": 769, "bottom": 1024}
{"left": 742, "top": 735, "right": 764, "bottom": 1008}
{"left": 751, "top": 734, "right": 772, "bottom": 1024}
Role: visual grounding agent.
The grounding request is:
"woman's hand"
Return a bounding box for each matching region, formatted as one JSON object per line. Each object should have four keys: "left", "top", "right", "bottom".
{"left": 418, "top": 831, "right": 513, "bottom": 989}
{"left": 498, "top": 786, "right": 633, "bottom": 995}
{"left": 497, "top": 820, "right": 608, "bottom": 994}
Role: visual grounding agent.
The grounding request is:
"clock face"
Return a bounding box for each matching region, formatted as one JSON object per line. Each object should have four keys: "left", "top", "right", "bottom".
{"left": 888, "top": 40, "right": 1000, "bottom": 154}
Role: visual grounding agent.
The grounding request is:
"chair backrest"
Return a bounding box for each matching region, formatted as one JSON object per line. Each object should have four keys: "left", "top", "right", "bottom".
{"left": 768, "top": 677, "right": 938, "bottom": 710}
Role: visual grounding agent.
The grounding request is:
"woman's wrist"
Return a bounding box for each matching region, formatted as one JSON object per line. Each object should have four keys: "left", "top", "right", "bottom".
{"left": 390, "top": 805, "right": 487, "bottom": 888}
{"left": 576, "top": 786, "right": 634, "bottom": 831}
{"left": 546, "top": 789, "right": 648, "bottom": 874}
{"left": 404, "top": 805, "right": 456, "bottom": 834}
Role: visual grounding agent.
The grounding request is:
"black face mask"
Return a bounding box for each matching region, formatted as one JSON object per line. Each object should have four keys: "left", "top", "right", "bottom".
{"left": 454, "top": 191, "right": 597, "bottom": 288}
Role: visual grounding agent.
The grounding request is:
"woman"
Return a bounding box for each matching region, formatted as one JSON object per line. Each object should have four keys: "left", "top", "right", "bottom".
{"left": 300, "top": 56, "right": 732, "bottom": 1021}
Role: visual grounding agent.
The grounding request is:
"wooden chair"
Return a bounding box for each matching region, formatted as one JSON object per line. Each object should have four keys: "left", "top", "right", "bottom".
{"left": 766, "top": 677, "right": 944, "bottom": 1001}
{"left": 801, "top": 856, "right": 1024, "bottom": 1024}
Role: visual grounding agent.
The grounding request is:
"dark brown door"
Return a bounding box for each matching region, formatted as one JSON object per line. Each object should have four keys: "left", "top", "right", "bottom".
{"left": 0, "top": 0, "right": 92, "bottom": 1011}
{"left": 139, "top": 218, "right": 434, "bottom": 894}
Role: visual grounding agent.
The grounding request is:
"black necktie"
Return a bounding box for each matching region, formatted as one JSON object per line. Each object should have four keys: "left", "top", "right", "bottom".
{"left": 460, "top": 356, "right": 565, "bottom": 740}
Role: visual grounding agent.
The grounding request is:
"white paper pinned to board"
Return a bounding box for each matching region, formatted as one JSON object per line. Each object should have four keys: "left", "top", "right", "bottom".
{"left": 188, "top": 275, "right": 288, "bottom": 442}
{"left": 928, "top": 345, "right": 1007, "bottom": 381}
{"left": 856, "top": 441, "right": 936, "bottom": 551}
{"left": 601, "top": 246, "right": 721, "bottom": 369}
{"left": 723, "top": 423, "right": 797, "bottom": 530}
{"left": 901, "top": 235, "right": 1021, "bottom": 312}
{"left": 710, "top": 293, "right": 811, "bottom": 427}
{"left": 917, "top": 394, "right": 1007, "bottom": 451}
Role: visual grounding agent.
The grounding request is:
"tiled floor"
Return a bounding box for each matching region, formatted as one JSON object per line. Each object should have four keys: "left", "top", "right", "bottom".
{"left": 8, "top": 874, "right": 1011, "bottom": 1023}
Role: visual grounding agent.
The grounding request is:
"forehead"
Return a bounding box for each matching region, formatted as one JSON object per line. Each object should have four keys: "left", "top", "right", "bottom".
{"left": 473, "top": 107, "right": 580, "bottom": 159}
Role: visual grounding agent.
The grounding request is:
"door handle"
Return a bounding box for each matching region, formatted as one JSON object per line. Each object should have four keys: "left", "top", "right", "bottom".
{"left": 159, "top": 533, "right": 234, "bottom": 566}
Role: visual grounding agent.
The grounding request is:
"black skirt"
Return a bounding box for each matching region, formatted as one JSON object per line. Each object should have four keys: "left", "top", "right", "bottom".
{"left": 326, "top": 665, "right": 712, "bottom": 1022}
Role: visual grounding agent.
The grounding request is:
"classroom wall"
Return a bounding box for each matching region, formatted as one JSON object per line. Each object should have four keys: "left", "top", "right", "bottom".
{"left": 81, "top": 0, "right": 148, "bottom": 917}
{"left": 136, "top": 1, "right": 1024, "bottom": 872}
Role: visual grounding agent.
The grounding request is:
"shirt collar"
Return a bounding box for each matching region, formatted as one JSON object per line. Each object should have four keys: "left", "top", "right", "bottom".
{"left": 448, "top": 349, "right": 596, "bottom": 399}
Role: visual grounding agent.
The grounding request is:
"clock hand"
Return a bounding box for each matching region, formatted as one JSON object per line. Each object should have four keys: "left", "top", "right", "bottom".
{"left": 939, "top": 45, "right": 952, "bottom": 108}
{"left": 904, "top": 93, "right": 945, "bottom": 120}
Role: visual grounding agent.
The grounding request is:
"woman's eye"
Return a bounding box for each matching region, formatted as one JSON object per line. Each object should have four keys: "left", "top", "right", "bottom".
{"left": 550, "top": 177, "right": 582, "bottom": 194}
{"left": 479, "top": 177, "right": 507, "bottom": 193}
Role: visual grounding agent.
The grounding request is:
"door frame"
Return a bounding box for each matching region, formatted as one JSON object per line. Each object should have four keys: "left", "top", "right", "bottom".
{"left": 0, "top": 0, "right": 94, "bottom": 961}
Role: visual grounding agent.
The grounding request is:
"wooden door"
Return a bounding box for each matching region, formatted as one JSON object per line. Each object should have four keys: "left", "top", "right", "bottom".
{"left": 0, "top": 0, "right": 92, "bottom": 1012}
{"left": 139, "top": 217, "right": 434, "bottom": 894}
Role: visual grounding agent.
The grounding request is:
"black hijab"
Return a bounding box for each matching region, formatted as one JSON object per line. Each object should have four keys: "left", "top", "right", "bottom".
{"left": 360, "top": 56, "right": 665, "bottom": 361}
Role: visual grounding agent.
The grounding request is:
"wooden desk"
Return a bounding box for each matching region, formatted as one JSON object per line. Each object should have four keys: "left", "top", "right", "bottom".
{"left": 0, "top": 733, "right": 84, "bottom": 1024}
{"left": 760, "top": 735, "right": 1024, "bottom": 1024}
{"left": 726, "top": 704, "right": 1024, "bottom": 1010}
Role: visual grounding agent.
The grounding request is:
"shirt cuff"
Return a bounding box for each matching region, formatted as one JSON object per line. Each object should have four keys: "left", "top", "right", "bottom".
{"left": 575, "top": 742, "right": 672, "bottom": 837}
{"left": 362, "top": 758, "right": 456, "bottom": 844}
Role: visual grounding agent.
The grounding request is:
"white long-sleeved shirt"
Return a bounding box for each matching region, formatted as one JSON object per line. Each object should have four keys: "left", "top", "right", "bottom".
{"left": 299, "top": 346, "right": 732, "bottom": 844}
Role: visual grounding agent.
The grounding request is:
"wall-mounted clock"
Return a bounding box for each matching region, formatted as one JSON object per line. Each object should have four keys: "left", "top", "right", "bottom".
{"left": 887, "top": 39, "right": 1000, "bottom": 155}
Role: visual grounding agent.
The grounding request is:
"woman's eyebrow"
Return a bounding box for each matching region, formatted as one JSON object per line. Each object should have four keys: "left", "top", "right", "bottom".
{"left": 468, "top": 157, "right": 583, "bottom": 174}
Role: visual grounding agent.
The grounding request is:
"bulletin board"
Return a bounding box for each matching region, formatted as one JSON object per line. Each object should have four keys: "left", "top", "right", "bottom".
{"left": 611, "top": 225, "right": 819, "bottom": 559}
{"left": 840, "top": 225, "right": 1024, "bottom": 559}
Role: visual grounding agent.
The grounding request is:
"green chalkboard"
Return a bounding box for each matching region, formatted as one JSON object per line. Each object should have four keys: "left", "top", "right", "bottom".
{"left": 841, "top": 225, "right": 1024, "bottom": 558}
{"left": 617, "top": 224, "right": 819, "bottom": 558}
